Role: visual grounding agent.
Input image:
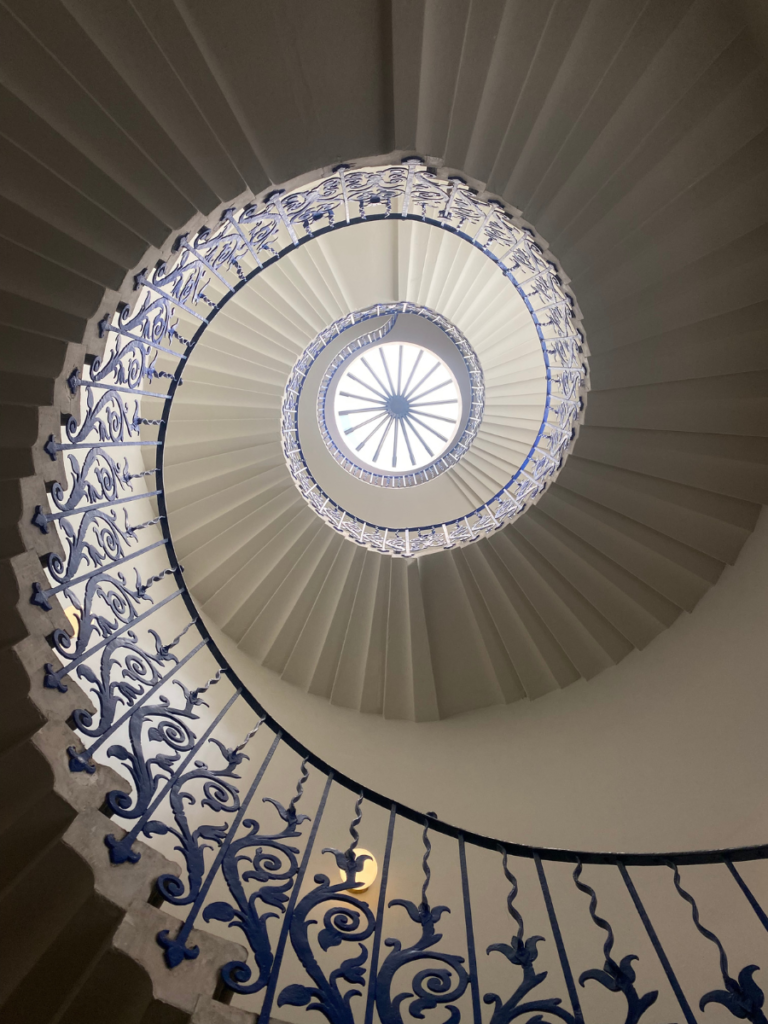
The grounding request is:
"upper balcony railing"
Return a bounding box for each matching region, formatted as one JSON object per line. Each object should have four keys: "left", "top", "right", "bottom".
{"left": 33, "top": 159, "right": 767, "bottom": 1024}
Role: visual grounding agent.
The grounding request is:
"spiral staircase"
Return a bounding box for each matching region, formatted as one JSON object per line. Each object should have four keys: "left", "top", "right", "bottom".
{"left": 159, "top": 199, "right": 757, "bottom": 718}
{"left": 2, "top": 1, "right": 768, "bottom": 1022}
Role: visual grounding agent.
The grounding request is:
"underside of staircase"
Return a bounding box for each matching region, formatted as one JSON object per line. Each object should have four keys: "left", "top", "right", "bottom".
{"left": 2, "top": 1, "right": 767, "bottom": 1021}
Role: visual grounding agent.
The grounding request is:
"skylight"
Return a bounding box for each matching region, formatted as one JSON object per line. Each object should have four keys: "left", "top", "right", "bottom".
{"left": 333, "top": 341, "right": 461, "bottom": 472}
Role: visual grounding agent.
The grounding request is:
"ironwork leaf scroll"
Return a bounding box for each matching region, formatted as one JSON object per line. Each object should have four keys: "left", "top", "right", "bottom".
{"left": 484, "top": 848, "right": 575, "bottom": 1024}
{"left": 573, "top": 860, "right": 658, "bottom": 1024}
{"left": 211, "top": 761, "right": 312, "bottom": 996}
{"left": 377, "top": 813, "right": 469, "bottom": 1024}
{"left": 104, "top": 680, "right": 213, "bottom": 824}
{"left": 668, "top": 863, "right": 766, "bottom": 1024}
{"left": 277, "top": 794, "right": 376, "bottom": 1024}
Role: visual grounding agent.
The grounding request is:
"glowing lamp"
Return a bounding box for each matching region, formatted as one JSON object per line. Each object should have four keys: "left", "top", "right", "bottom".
{"left": 340, "top": 849, "right": 378, "bottom": 892}
{"left": 63, "top": 605, "right": 81, "bottom": 638}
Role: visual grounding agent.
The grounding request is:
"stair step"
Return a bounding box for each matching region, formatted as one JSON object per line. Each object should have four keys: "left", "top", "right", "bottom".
{"left": 281, "top": 541, "right": 357, "bottom": 690}
{"left": 329, "top": 551, "right": 384, "bottom": 712}
{"left": 201, "top": 504, "right": 316, "bottom": 622}
{"left": 263, "top": 533, "right": 344, "bottom": 676}
{"left": 0, "top": 840, "right": 103, "bottom": 1006}
{"left": 1, "top": 891, "right": 120, "bottom": 1024}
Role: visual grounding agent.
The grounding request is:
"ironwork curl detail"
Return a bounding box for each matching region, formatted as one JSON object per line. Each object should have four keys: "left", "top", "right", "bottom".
{"left": 212, "top": 760, "right": 311, "bottom": 996}
{"left": 377, "top": 813, "right": 469, "bottom": 1024}
{"left": 668, "top": 863, "right": 766, "bottom": 1024}
{"left": 573, "top": 860, "right": 658, "bottom": 1024}
{"left": 103, "top": 679, "right": 213, "bottom": 823}
{"left": 484, "top": 847, "right": 575, "bottom": 1024}
{"left": 278, "top": 797, "right": 376, "bottom": 1024}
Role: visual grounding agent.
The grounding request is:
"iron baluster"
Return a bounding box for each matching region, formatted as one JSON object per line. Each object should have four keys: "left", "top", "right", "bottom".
{"left": 219, "top": 208, "right": 265, "bottom": 269}
{"left": 45, "top": 438, "right": 161, "bottom": 459}
{"left": 364, "top": 803, "right": 397, "bottom": 1024}
{"left": 458, "top": 834, "right": 482, "bottom": 1024}
{"left": 68, "top": 631, "right": 205, "bottom": 773}
{"left": 572, "top": 859, "right": 658, "bottom": 1024}
{"left": 65, "top": 616, "right": 194, "bottom": 742}
{"left": 667, "top": 861, "right": 767, "bottom": 1024}
{"left": 93, "top": 300, "right": 182, "bottom": 382}
{"left": 155, "top": 723, "right": 281, "bottom": 967}
{"left": 617, "top": 862, "right": 698, "bottom": 1024}
{"left": 533, "top": 853, "right": 584, "bottom": 1024}
{"left": 259, "top": 771, "right": 334, "bottom": 1024}
{"left": 338, "top": 164, "right": 351, "bottom": 223}
{"left": 134, "top": 270, "right": 209, "bottom": 324}
{"left": 484, "top": 846, "right": 575, "bottom": 1024}
{"left": 377, "top": 812, "right": 469, "bottom": 1024}
{"left": 44, "top": 560, "right": 168, "bottom": 671}
{"left": 67, "top": 374, "right": 170, "bottom": 401}
{"left": 97, "top": 303, "right": 184, "bottom": 361}
{"left": 724, "top": 858, "right": 768, "bottom": 933}
{"left": 43, "top": 587, "right": 184, "bottom": 693}
{"left": 277, "top": 793, "right": 377, "bottom": 1024}
{"left": 32, "top": 539, "right": 167, "bottom": 611}
{"left": 38, "top": 506, "right": 165, "bottom": 593}
{"left": 34, "top": 490, "right": 161, "bottom": 533}
{"left": 213, "top": 759, "right": 312, "bottom": 995}
{"left": 103, "top": 670, "right": 230, "bottom": 823}
{"left": 104, "top": 681, "right": 240, "bottom": 864}
{"left": 173, "top": 233, "right": 235, "bottom": 294}
{"left": 33, "top": 446, "right": 144, "bottom": 529}
{"left": 269, "top": 191, "right": 300, "bottom": 246}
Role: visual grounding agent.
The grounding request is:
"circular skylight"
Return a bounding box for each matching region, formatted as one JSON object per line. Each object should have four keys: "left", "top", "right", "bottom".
{"left": 333, "top": 341, "right": 461, "bottom": 472}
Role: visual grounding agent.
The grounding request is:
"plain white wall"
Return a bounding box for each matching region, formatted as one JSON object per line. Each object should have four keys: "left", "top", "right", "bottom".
{"left": 206, "top": 506, "right": 768, "bottom": 855}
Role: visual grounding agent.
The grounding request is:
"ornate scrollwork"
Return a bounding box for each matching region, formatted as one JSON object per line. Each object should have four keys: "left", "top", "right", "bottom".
{"left": 41, "top": 562, "right": 169, "bottom": 694}
{"left": 33, "top": 448, "right": 133, "bottom": 533}
{"left": 377, "top": 900, "right": 469, "bottom": 1024}
{"left": 66, "top": 624, "right": 192, "bottom": 762}
{"left": 50, "top": 566, "right": 150, "bottom": 659}
{"left": 102, "top": 679, "right": 212, "bottom": 826}
{"left": 65, "top": 387, "right": 140, "bottom": 447}
{"left": 207, "top": 762, "right": 312, "bottom": 995}
{"left": 484, "top": 849, "right": 574, "bottom": 1024}
{"left": 277, "top": 798, "right": 376, "bottom": 1024}
{"left": 47, "top": 506, "right": 140, "bottom": 583}
{"left": 573, "top": 860, "right": 657, "bottom": 1024}
{"left": 99, "top": 291, "right": 176, "bottom": 360}
{"left": 140, "top": 734, "right": 246, "bottom": 898}
{"left": 151, "top": 719, "right": 278, "bottom": 968}
{"left": 668, "top": 863, "right": 766, "bottom": 1024}
{"left": 377, "top": 815, "right": 469, "bottom": 1024}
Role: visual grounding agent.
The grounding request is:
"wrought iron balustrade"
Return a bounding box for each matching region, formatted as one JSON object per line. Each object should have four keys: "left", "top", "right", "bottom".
{"left": 31, "top": 158, "right": 766, "bottom": 1024}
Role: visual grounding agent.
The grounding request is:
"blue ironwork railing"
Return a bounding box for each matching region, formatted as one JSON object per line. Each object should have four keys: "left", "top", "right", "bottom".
{"left": 32, "top": 159, "right": 766, "bottom": 1024}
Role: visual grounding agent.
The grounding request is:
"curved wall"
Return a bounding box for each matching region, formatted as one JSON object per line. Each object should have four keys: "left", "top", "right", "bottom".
{"left": 207, "top": 506, "right": 768, "bottom": 855}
